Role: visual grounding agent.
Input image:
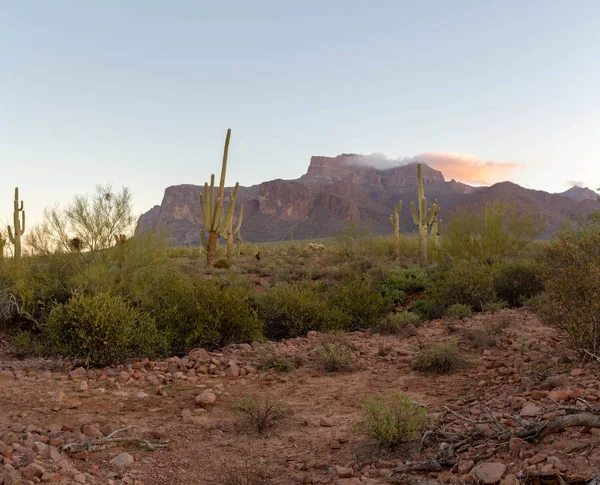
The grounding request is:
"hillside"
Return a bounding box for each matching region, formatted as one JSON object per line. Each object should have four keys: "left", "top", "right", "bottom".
{"left": 137, "top": 154, "right": 597, "bottom": 244}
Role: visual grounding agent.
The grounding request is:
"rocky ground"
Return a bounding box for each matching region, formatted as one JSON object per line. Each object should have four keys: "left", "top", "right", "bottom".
{"left": 1, "top": 309, "right": 599, "bottom": 485}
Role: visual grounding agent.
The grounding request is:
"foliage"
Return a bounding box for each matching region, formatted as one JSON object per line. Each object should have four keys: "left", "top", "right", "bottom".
{"left": 380, "top": 267, "right": 427, "bottom": 306}
{"left": 255, "top": 283, "right": 350, "bottom": 339}
{"left": 538, "top": 218, "right": 600, "bottom": 355}
{"left": 316, "top": 333, "right": 354, "bottom": 372}
{"left": 443, "top": 202, "right": 544, "bottom": 266}
{"left": 232, "top": 393, "right": 289, "bottom": 433}
{"left": 26, "top": 184, "right": 135, "bottom": 254}
{"left": 214, "top": 258, "right": 231, "bottom": 269}
{"left": 328, "top": 275, "right": 389, "bottom": 329}
{"left": 209, "top": 458, "right": 276, "bottom": 485}
{"left": 413, "top": 340, "right": 466, "bottom": 374}
{"left": 44, "top": 292, "right": 165, "bottom": 366}
{"left": 138, "top": 271, "right": 262, "bottom": 353}
{"left": 484, "top": 300, "right": 508, "bottom": 313}
{"left": 493, "top": 261, "right": 544, "bottom": 307}
{"left": 410, "top": 299, "right": 444, "bottom": 321}
{"left": 462, "top": 325, "right": 497, "bottom": 349}
{"left": 360, "top": 392, "right": 427, "bottom": 447}
{"left": 444, "top": 303, "right": 473, "bottom": 320}
{"left": 374, "top": 311, "right": 420, "bottom": 336}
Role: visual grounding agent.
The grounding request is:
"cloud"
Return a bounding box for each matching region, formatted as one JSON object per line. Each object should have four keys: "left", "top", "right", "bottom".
{"left": 566, "top": 180, "right": 585, "bottom": 187}
{"left": 411, "top": 153, "right": 522, "bottom": 185}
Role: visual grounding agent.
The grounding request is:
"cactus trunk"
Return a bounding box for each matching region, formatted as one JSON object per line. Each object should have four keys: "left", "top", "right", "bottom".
{"left": 410, "top": 164, "right": 436, "bottom": 269}
{"left": 207, "top": 232, "right": 218, "bottom": 268}
{"left": 390, "top": 201, "right": 402, "bottom": 260}
{"left": 227, "top": 223, "right": 234, "bottom": 263}
{"left": 7, "top": 187, "right": 25, "bottom": 264}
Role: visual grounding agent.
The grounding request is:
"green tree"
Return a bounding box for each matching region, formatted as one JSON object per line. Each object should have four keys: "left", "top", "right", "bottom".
{"left": 443, "top": 201, "right": 544, "bottom": 266}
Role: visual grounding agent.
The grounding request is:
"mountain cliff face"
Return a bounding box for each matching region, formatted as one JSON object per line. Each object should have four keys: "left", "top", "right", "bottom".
{"left": 137, "top": 154, "right": 597, "bottom": 244}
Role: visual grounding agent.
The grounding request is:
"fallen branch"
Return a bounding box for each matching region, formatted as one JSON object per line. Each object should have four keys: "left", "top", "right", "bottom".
{"left": 59, "top": 426, "right": 168, "bottom": 453}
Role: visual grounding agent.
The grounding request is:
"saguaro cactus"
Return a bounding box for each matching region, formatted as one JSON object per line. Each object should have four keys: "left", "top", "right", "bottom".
{"left": 390, "top": 201, "right": 403, "bottom": 260}
{"left": 8, "top": 187, "right": 26, "bottom": 264}
{"left": 410, "top": 164, "right": 437, "bottom": 269}
{"left": 431, "top": 199, "right": 441, "bottom": 249}
{"left": 0, "top": 234, "right": 6, "bottom": 261}
{"left": 225, "top": 192, "right": 243, "bottom": 263}
{"left": 199, "top": 129, "right": 240, "bottom": 268}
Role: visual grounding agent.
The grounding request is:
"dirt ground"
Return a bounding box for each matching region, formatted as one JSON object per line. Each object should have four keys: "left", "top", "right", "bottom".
{"left": 1, "top": 309, "right": 599, "bottom": 485}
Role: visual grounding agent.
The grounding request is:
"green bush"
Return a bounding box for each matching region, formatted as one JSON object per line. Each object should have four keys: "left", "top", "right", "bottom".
{"left": 316, "top": 334, "right": 354, "bottom": 372}
{"left": 256, "top": 283, "right": 350, "bottom": 339}
{"left": 361, "top": 392, "right": 427, "bottom": 447}
{"left": 381, "top": 267, "right": 428, "bottom": 306}
{"left": 493, "top": 261, "right": 544, "bottom": 307}
{"left": 214, "top": 258, "right": 231, "bottom": 269}
{"left": 374, "top": 311, "right": 421, "bottom": 336}
{"left": 413, "top": 340, "right": 467, "bottom": 374}
{"left": 538, "top": 221, "right": 600, "bottom": 355}
{"left": 483, "top": 300, "right": 508, "bottom": 313}
{"left": 410, "top": 299, "right": 444, "bottom": 321}
{"left": 232, "top": 393, "right": 289, "bottom": 433}
{"left": 328, "top": 276, "right": 389, "bottom": 329}
{"left": 428, "top": 263, "right": 496, "bottom": 311}
{"left": 444, "top": 303, "right": 473, "bottom": 320}
{"left": 138, "top": 271, "right": 262, "bottom": 353}
{"left": 44, "top": 292, "right": 165, "bottom": 366}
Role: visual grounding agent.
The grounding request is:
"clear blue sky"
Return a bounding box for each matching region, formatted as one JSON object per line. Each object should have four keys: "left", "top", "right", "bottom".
{"left": 2, "top": 0, "right": 599, "bottom": 226}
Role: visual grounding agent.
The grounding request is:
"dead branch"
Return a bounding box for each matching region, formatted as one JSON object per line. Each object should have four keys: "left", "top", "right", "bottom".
{"left": 59, "top": 427, "right": 168, "bottom": 453}
{"left": 512, "top": 413, "right": 600, "bottom": 441}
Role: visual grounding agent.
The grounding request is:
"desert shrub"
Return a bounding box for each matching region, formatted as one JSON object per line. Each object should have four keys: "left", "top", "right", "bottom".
{"left": 381, "top": 267, "right": 428, "bottom": 306}
{"left": 232, "top": 393, "right": 289, "bottom": 433}
{"left": 10, "top": 330, "right": 45, "bottom": 357}
{"left": 361, "top": 392, "right": 427, "bottom": 447}
{"left": 210, "top": 458, "right": 276, "bottom": 485}
{"left": 316, "top": 333, "right": 354, "bottom": 372}
{"left": 44, "top": 292, "right": 165, "bottom": 366}
{"left": 462, "top": 325, "right": 497, "bottom": 349}
{"left": 214, "top": 258, "right": 231, "bottom": 269}
{"left": 484, "top": 300, "right": 508, "bottom": 313}
{"left": 493, "top": 261, "right": 544, "bottom": 307}
{"left": 256, "top": 283, "right": 350, "bottom": 339}
{"left": 443, "top": 202, "right": 544, "bottom": 266}
{"left": 413, "top": 340, "right": 467, "bottom": 374}
{"left": 377, "top": 339, "right": 392, "bottom": 357}
{"left": 428, "top": 262, "right": 496, "bottom": 311}
{"left": 138, "top": 271, "right": 262, "bottom": 353}
{"left": 374, "top": 311, "right": 421, "bottom": 336}
{"left": 256, "top": 344, "right": 302, "bottom": 372}
{"left": 445, "top": 303, "right": 473, "bottom": 320}
{"left": 328, "top": 276, "right": 389, "bottom": 329}
{"left": 410, "top": 299, "right": 444, "bottom": 321}
{"left": 538, "top": 220, "right": 600, "bottom": 355}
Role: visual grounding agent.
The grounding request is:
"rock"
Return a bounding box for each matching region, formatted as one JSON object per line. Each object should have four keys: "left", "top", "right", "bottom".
{"left": 69, "top": 367, "right": 86, "bottom": 380}
{"left": 41, "top": 472, "right": 61, "bottom": 482}
{"left": 501, "top": 474, "right": 519, "bottom": 485}
{"left": 548, "top": 390, "right": 574, "bottom": 401}
{"left": 3, "top": 470, "right": 23, "bottom": 485}
{"left": 335, "top": 466, "right": 353, "bottom": 478}
{"left": 543, "top": 375, "right": 569, "bottom": 390}
{"left": 227, "top": 362, "right": 240, "bottom": 378}
{"left": 189, "top": 348, "right": 210, "bottom": 362}
{"left": 21, "top": 463, "right": 45, "bottom": 480}
{"left": 473, "top": 462, "right": 506, "bottom": 484}
{"left": 529, "top": 454, "right": 546, "bottom": 464}
{"left": 110, "top": 452, "right": 134, "bottom": 467}
{"left": 330, "top": 440, "right": 341, "bottom": 449}
{"left": 77, "top": 380, "right": 88, "bottom": 392}
{"left": 194, "top": 392, "right": 216, "bottom": 405}
{"left": 336, "top": 479, "right": 360, "bottom": 485}
{"left": 319, "top": 418, "right": 334, "bottom": 427}
{"left": 520, "top": 404, "right": 542, "bottom": 417}
{"left": 458, "top": 460, "right": 475, "bottom": 473}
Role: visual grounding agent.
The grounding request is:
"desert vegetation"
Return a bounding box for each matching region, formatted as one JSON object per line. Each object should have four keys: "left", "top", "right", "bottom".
{"left": 1, "top": 135, "right": 600, "bottom": 485}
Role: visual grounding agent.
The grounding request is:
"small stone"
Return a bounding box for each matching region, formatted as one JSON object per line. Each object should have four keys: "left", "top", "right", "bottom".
{"left": 21, "top": 463, "right": 45, "bottom": 480}
{"left": 0, "top": 370, "right": 15, "bottom": 382}
{"left": 520, "top": 404, "right": 542, "bottom": 417}
{"left": 77, "top": 381, "right": 88, "bottom": 392}
{"left": 501, "top": 474, "right": 519, "bottom": 485}
{"left": 135, "top": 391, "right": 148, "bottom": 399}
{"left": 543, "top": 375, "right": 569, "bottom": 390}
{"left": 194, "top": 392, "right": 216, "bottom": 405}
{"left": 69, "top": 367, "right": 86, "bottom": 380}
{"left": 41, "top": 472, "right": 61, "bottom": 483}
{"left": 458, "top": 460, "right": 475, "bottom": 473}
{"left": 335, "top": 466, "right": 353, "bottom": 478}
{"left": 319, "top": 418, "right": 334, "bottom": 427}
{"left": 529, "top": 454, "right": 546, "bottom": 464}
{"left": 110, "top": 452, "right": 134, "bottom": 467}
{"left": 336, "top": 479, "right": 360, "bottom": 485}
{"left": 3, "top": 470, "right": 23, "bottom": 485}
{"left": 189, "top": 348, "right": 210, "bottom": 361}
{"left": 330, "top": 440, "right": 341, "bottom": 449}
{"left": 473, "top": 462, "right": 506, "bottom": 484}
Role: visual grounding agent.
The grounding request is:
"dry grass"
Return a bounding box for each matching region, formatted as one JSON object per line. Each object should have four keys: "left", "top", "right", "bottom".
{"left": 232, "top": 393, "right": 290, "bottom": 433}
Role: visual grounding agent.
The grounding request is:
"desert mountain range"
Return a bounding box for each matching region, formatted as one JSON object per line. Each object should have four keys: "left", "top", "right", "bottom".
{"left": 137, "top": 154, "right": 598, "bottom": 244}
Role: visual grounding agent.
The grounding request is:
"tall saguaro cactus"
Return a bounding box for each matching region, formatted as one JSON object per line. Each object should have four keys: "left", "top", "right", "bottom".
{"left": 390, "top": 201, "right": 403, "bottom": 260}
{"left": 8, "top": 187, "right": 26, "bottom": 264}
{"left": 431, "top": 199, "right": 441, "bottom": 249}
{"left": 410, "top": 164, "right": 437, "bottom": 269}
{"left": 225, "top": 192, "right": 243, "bottom": 264}
{"left": 199, "top": 129, "right": 240, "bottom": 268}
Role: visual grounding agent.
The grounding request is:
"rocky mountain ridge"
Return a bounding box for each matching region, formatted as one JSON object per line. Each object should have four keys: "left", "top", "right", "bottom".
{"left": 137, "top": 154, "right": 597, "bottom": 244}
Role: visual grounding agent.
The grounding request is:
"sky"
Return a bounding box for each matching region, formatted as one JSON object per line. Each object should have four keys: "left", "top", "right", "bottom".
{"left": 1, "top": 0, "right": 600, "bottom": 226}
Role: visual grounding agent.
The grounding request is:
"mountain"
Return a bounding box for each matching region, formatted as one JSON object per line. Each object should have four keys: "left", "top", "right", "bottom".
{"left": 137, "top": 154, "right": 597, "bottom": 244}
{"left": 558, "top": 186, "right": 599, "bottom": 203}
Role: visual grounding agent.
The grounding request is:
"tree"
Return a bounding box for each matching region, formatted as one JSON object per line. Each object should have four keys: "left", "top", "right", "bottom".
{"left": 443, "top": 201, "right": 544, "bottom": 266}
{"left": 25, "top": 184, "right": 135, "bottom": 255}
